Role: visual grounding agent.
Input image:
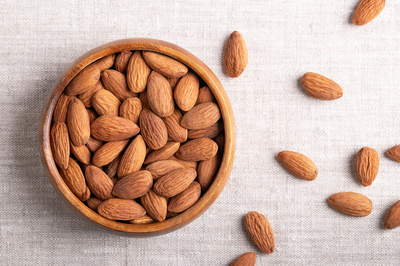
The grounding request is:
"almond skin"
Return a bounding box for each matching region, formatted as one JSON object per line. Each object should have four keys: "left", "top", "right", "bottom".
{"left": 78, "top": 80, "right": 105, "bottom": 108}
{"left": 119, "top": 97, "right": 142, "bottom": 124}
{"left": 140, "top": 189, "right": 168, "bottom": 222}
{"left": 81, "top": 186, "right": 91, "bottom": 201}
{"left": 154, "top": 168, "right": 197, "bottom": 198}
{"left": 112, "top": 170, "right": 153, "bottom": 199}
{"left": 188, "top": 121, "right": 223, "bottom": 139}
{"left": 328, "top": 192, "right": 372, "bottom": 217}
{"left": 98, "top": 198, "right": 146, "bottom": 221}
{"left": 176, "top": 138, "right": 218, "bottom": 161}
{"left": 129, "top": 214, "right": 155, "bottom": 224}
{"left": 387, "top": 145, "right": 400, "bottom": 162}
{"left": 67, "top": 98, "right": 91, "bottom": 146}
{"left": 174, "top": 71, "right": 199, "bottom": 111}
{"left": 145, "top": 160, "right": 185, "bottom": 179}
{"left": 142, "top": 51, "right": 188, "bottom": 78}
{"left": 91, "top": 54, "right": 115, "bottom": 72}
{"left": 147, "top": 71, "right": 175, "bottom": 117}
{"left": 167, "top": 77, "right": 180, "bottom": 90}
{"left": 86, "top": 196, "right": 103, "bottom": 212}
{"left": 114, "top": 50, "right": 132, "bottom": 74}
{"left": 91, "top": 115, "right": 140, "bottom": 142}
{"left": 224, "top": 31, "right": 248, "bottom": 78}
{"left": 197, "top": 154, "right": 221, "bottom": 191}
{"left": 162, "top": 108, "right": 188, "bottom": 142}
{"left": 92, "top": 139, "right": 129, "bottom": 167}
{"left": 50, "top": 122, "right": 70, "bottom": 169}
{"left": 85, "top": 166, "right": 114, "bottom": 200}
{"left": 301, "top": 72, "right": 343, "bottom": 100}
{"left": 139, "top": 90, "right": 150, "bottom": 110}
{"left": 86, "top": 136, "right": 103, "bottom": 153}
{"left": 168, "top": 181, "right": 201, "bottom": 213}
{"left": 144, "top": 142, "right": 180, "bottom": 165}
{"left": 245, "top": 211, "right": 275, "bottom": 254}
{"left": 126, "top": 51, "right": 151, "bottom": 93}
{"left": 86, "top": 108, "right": 99, "bottom": 124}
{"left": 384, "top": 200, "right": 400, "bottom": 229}
{"left": 230, "top": 252, "right": 256, "bottom": 266}
{"left": 355, "top": 147, "right": 379, "bottom": 187}
{"left": 168, "top": 155, "right": 198, "bottom": 169}
{"left": 53, "top": 94, "right": 71, "bottom": 123}
{"left": 139, "top": 109, "right": 168, "bottom": 150}
{"left": 181, "top": 102, "right": 221, "bottom": 130}
{"left": 104, "top": 154, "right": 122, "bottom": 178}
{"left": 277, "top": 151, "right": 318, "bottom": 181}
{"left": 196, "top": 86, "right": 216, "bottom": 105}
{"left": 118, "top": 135, "right": 147, "bottom": 178}
{"left": 353, "top": 0, "right": 385, "bottom": 26}
{"left": 70, "top": 141, "right": 91, "bottom": 165}
{"left": 92, "top": 89, "right": 121, "bottom": 116}
{"left": 64, "top": 64, "right": 101, "bottom": 95}
{"left": 101, "top": 70, "right": 137, "bottom": 102}
{"left": 59, "top": 158, "right": 87, "bottom": 201}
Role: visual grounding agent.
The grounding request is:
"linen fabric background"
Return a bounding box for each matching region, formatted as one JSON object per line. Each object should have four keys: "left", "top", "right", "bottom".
{"left": 1, "top": 0, "right": 400, "bottom": 265}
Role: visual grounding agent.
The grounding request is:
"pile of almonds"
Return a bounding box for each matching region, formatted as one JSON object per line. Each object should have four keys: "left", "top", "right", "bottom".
{"left": 51, "top": 49, "right": 225, "bottom": 223}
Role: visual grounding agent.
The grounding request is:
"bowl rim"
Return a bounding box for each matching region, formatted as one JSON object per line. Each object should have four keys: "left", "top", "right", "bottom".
{"left": 38, "top": 38, "right": 236, "bottom": 237}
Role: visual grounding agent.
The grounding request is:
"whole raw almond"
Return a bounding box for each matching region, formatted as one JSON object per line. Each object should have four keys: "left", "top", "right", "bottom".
{"left": 119, "top": 97, "right": 142, "bottom": 124}
{"left": 53, "top": 94, "right": 71, "bottom": 123}
{"left": 92, "top": 89, "right": 121, "bottom": 116}
{"left": 188, "top": 121, "right": 223, "bottom": 139}
{"left": 196, "top": 86, "right": 216, "bottom": 105}
{"left": 147, "top": 71, "right": 175, "bottom": 117}
{"left": 197, "top": 154, "right": 221, "bottom": 191}
{"left": 98, "top": 198, "right": 146, "bottom": 221}
{"left": 59, "top": 158, "right": 87, "bottom": 201}
{"left": 168, "top": 181, "right": 201, "bottom": 213}
{"left": 277, "top": 151, "right": 318, "bottom": 181}
{"left": 140, "top": 189, "right": 168, "bottom": 222}
{"left": 114, "top": 50, "right": 132, "bottom": 74}
{"left": 355, "top": 147, "right": 379, "bottom": 187}
{"left": 139, "top": 109, "right": 168, "bottom": 150}
{"left": 328, "top": 192, "right": 372, "bottom": 217}
{"left": 301, "top": 72, "right": 343, "bottom": 100}
{"left": 105, "top": 154, "right": 122, "bottom": 178}
{"left": 230, "top": 252, "right": 256, "bottom": 266}
{"left": 384, "top": 200, "right": 400, "bottom": 229}
{"left": 64, "top": 64, "right": 101, "bottom": 95}
{"left": 86, "top": 136, "right": 103, "bottom": 153}
{"left": 86, "top": 196, "right": 103, "bottom": 212}
{"left": 174, "top": 71, "right": 199, "bottom": 111}
{"left": 91, "top": 54, "right": 115, "bottom": 72}
{"left": 67, "top": 98, "right": 91, "bottom": 146}
{"left": 144, "top": 142, "right": 180, "bottom": 165}
{"left": 224, "top": 31, "right": 248, "bottom": 78}
{"left": 70, "top": 141, "right": 91, "bottom": 165}
{"left": 145, "top": 160, "right": 185, "bottom": 179}
{"left": 129, "top": 214, "right": 155, "bottom": 224}
{"left": 78, "top": 80, "right": 105, "bottom": 108}
{"left": 118, "top": 135, "right": 147, "bottom": 178}
{"left": 113, "top": 170, "right": 153, "bottom": 199}
{"left": 162, "top": 108, "right": 188, "bottom": 142}
{"left": 86, "top": 108, "right": 99, "bottom": 124}
{"left": 92, "top": 139, "right": 129, "bottom": 167}
{"left": 91, "top": 115, "right": 140, "bottom": 142}
{"left": 387, "top": 145, "right": 400, "bottom": 162}
{"left": 101, "top": 70, "right": 137, "bottom": 102}
{"left": 181, "top": 102, "right": 221, "bottom": 130}
{"left": 176, "top": 138, "right": 218, "bottom": 161}
{"left": 126, "top": 50, "right": 151, "bottom": 93}
{"left": 353, "top": 0, "right": 385, "bottom": 26}
{"left": 167, "top": 77, "right": 180, "bottom": 90}
{"left": 168, "top": 155, "right": 198, "bottom": 169}
{"left": 245, "top": 211, "right": 275, "bottom": 254}
{"left": 139, "top": 90, "right": 150, "bottom": 110}
{"left": 50, "top": 122, "right": 70, "bottom": 169}
{"left": 142, "top": 51, "right": 188, "bottom": 78}
{"left": 153, "top": 168, "right": 197, "bottom": 197}
{"left": 85, "top": 166, "right": 114, "bottom": 200}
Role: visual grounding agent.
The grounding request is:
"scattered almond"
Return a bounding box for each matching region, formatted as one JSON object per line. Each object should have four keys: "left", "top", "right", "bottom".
{"left": 230, "top": 252, "right": 256, "bottom": 266}
{"left": 384, "top": 200, "right": 400, "bottom": 229}
{"left": 355, "top": 147, "right": 379, "bottom": 187}
{"left": 277, "top": 151, "right": 318, "bottom": 181}
{"left": 387, "top": 145, "right": 400, "bottom": 162}
{"left": 245, "top": 211, "right": 275, "bottom": 254}
{"left": 301, "top": 72, "right": 343, "bottom": 100}
{"left": 328, "top": 192, "right": 372, "bottom": 217}
{"left": 353, "top": 0, "right": 385, "bottom": 26}
{"left": 224, "top": 31, "right": 248, "bottom": 78}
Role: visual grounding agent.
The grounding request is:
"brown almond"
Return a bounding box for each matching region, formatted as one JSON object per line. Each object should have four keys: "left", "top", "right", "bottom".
{"left": 59, "top": 158, "right": 87, "bottom": 201}
{"left": 113, "top": 170, "right": 153, "bottom": 199}
{"left": 142, "top": 51, "right": 188, "bottom": 78}
{"left": 224, "top": 31, "right": 248, "bottom": 78}
{"left": 147, "top": 71, "right": 175, "bottom": 117}
{"left": 387, "top": 145, "right": 400, "bottom": 162}
{"left": 86, "top": 136, "right": 103, "bottom": 153}
{"left": 176, "top": 138, "right": 218, "bottom": 161}
{"left": 64, "top": 64, "right": 100, "bottom": 95}
{"left": 277, "top": 151, "right": 318, "bottom": 181}
{"left": 92, "top": 139, "right": 129, "bottom": 167}
{"left": 188, "top": 121, "right": 223, "bottom": 139}
{"left": 197, "top": 154, "right": 221, "bottom": 191}
{"left": 301, "top": 72, "right": 343, "bottom": 100}
{"left": 144, "top": 142, "right": 180, "bottom": 165}
{"left": 139, "top": 109, "right": 168, "bottom": 150}
{"left": 384, "top": 200, "right": 400, "bottom": 229}
{"left": 92, "top": 89, "right": 121, "bottom": 116}
{"left": 140, "top": 189, "right": 168, "bottom": 222}
{"left": 118, "top": 135, "right": 147, "bottom": 178}
{"left": 101, "top": 70, "right": 137, "bottom": 102}
{"left": 181, "top": 102, "right": 221, "bottom": 130}
{"left": 129, "top": 214, "right": 155, "bottom": 224}
{"left": 126, "top": 50, "right": 151, "bottom": 93}
{"left": 53, "top": 94, "right": 71, "bottom": 123}
{"left": 91, "top": 54, "right": 115, "bottom": 72}
{"left": 91, "top": 115, "right": 140, "bottom": 142}
{"left": 98, "top": 198, "right": 146, "bottom": 221}
{"left": 86, "top": 196, "right": 103, "bottom": 212}
{"left": 139, "top": 90, "right": 150, "bottom": 110}
{"left": 119, "top": 97, "right": 142, "bottom": 124}
{"left": 145, "top": 160, "right": 185, "bottom": 179}
{"left": 67, "top": 98, "right": 91, "bottom": 146}
{"left": 167, "top": 77, "right": 180, "bottom": 90}
{"left": 86, "top": 108, "right": 99, "bottom": 124}
{"left": 70, "top": 142, "right": 91, "bottom": 165}
{"left": 168, "top": 155, "right": 198, "bottom": 169}
{"left": 174, "top": 71, "right": 199, "bottom": 111}
{"left": 230, "top": 252, "right": 257, "bottom": 266}
{"left": 355, "top": 147, "right": 379, "bottom": 187}
{"left": 168, "top": 181, "right": 201, "bottom": 213}
{"left": 162, "top": 108, "right": 188, "bottom": 142}
{"left": 50, "top": 122, "right": 70, "bottom": 169}
{"left": 78, "top": 80, "right": 105, "bottom": 108}
{"left": 245, "top": 211, "right": 275, "bottom": 254}
{"left": 328, "top": 192, "right": 373, "bottom": 217}
{"left": 105, "top": 154, "right": 122, "bottom": 178}
{"left": 154, "top": 168, "right": 197, "bottom": 197}
{"left": 81, "top": 186, "right": 91, "bottom": 201}
{"left": 114, "top": 50, "right": 132, "bottom": 74}
{"left": 196, "top": 86, "right": 216, "bottom": 105}
{"left": 353, "top": 0, "right": 385, "bottom": 26}
{"left": 85, "top": 166, "right": 114, "bottom": 200}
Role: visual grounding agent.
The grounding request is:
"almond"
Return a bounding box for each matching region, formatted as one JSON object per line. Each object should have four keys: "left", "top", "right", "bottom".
{"left": 104, "top": 154, "right": 122, "bottom": 178}
{"left": 144, "top": 142, "right": 180, "bottom": 165}
{"left": 101, "top": 70, "right": 137, "bottom": 102}
{"left": 91, "top": 54, "right": 115, "bottom": 72}
{"left": 196, "top": 86, "right": 216, "bottom": 105}
{"left": 168, "top": 181, "right": 201, "bottom": 213}
{"left": 277, "top": 151, "right": 318, "bottom": 181}
{"left": 119, "top": 97, "right": 142, "bottom": 124}
{"left": 118, "top": 135, "right": 147, "bottom": 178}
{"left": 353, "top": 0, "right": 385, "bottom": 26}
{"left": 355, "top": 147, "right": 379, "bottom": 186}
{"left": 387, "top": 145, "right": 400, "bottom": 162}
{"left": 145, "top": 160, "right": 185, "bottom": 179}
{"left": 176, "top": 138, "right": 218, "bottom": 161}
{"left": 92, "top": 89, "right": 121, "bottom": 116}
{"left": 245, "top": 211, "right": 275, "bottom": 254}
{"left": 91, "top": 115, "right": 140, "bottom": 142}
{"left": 230, "top": 252, "right": 256, "bottom": 266}
{"left": 113, "top": 170, "right": 153, "bottom": 199}
{"left": 301, "top": 72, "right": 343, "bottom": 100}
{"left": 92, "top": 139, "right": 129, "bottom": 167}
{"left": 86, "top": 108, "right": 99, "bottom": 124}
{"left": 50, "top": 122, "right": 70, "bottom": 169}
{"left": 129, "top": 214, "right": 155, "bottom": 224}
{"left": 82, "top": 186, "right": 91, "bottom": 201}
{"left": 181, "top": 102, "right": 221, "bottom": 130}
{"left": 142, "top": 51, "right": 188, "bottom": 78}
{"left": 85, "top": 166, "right": 114, "bottom": 200}
{"left": 224, "top": 31, "right": 248, "bottom": 78}
{"left": 53, "top": 94, "right": 71, "bottom": 123}
{"left": 154, "top": 168, "right": 197, "bottom": 197}
{"left": 64, "top": 64, "right": 101, "bottom": 95}
{"left": 167, "top": 77, "right": 180, "bottom": 90}
{"left": 126, "top": 51, "right": 151, "bottom": 93}
{"left": 147, "top": 71, "right": 175, "bottom": 117}
{"left": 98, "top": 198, "right": 146, "bottom": 221}
{"left": 328, "top": 192, "right": 373, "bottom": 217}
{"left": 384, "top": 200, "right": 400, "bottom": 229}
{"left": 188, "top": 121, "right": 223, "bottom": 139}
{"left": 197, "top": 154, "right": 221, "bottom": 191}
{"left": 70, "top": 141, "right": 91, "bottom": 165}
{"left": 78, "top": 80, "right": 105, "bottom": 108}
{"left": 174, "top": 71, "right": 199, "bottom": 111}
{"left": 139, "top": 90, "right": 150, "bottom": 110}
{"left": 139, "top": 109, "right": 168, "bottom": 150}
{"left": 162, "top": 108, "right": 188, "bottom": 142}
{"left": 140, "top": 189, "right": 168, "bottom": 222}
{"left": 86, "top": 136, "right": 103, "bottom": 153}
{"left": 67, "top": 98, "right": 91, "bottom": 146}
{"left": 86, "top": 196, "right": 103, "bottom": 212}
{"left": 114, "top": 50, "right": 132, "bottom": 74}
{"left": 59, "top": 158, "right": 87, "bottom": 201}
{"left": 168, "top": 155, "right": 198, "bottom": 169}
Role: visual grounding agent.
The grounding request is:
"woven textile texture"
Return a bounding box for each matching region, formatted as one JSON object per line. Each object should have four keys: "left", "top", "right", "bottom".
{"left": 1, "top": 0, "right": 400, "bottom": 265}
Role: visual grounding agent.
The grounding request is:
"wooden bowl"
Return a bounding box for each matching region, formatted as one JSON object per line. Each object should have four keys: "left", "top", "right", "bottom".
{"left": 38, "top": 38, "right": 236, "bottom": 237}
